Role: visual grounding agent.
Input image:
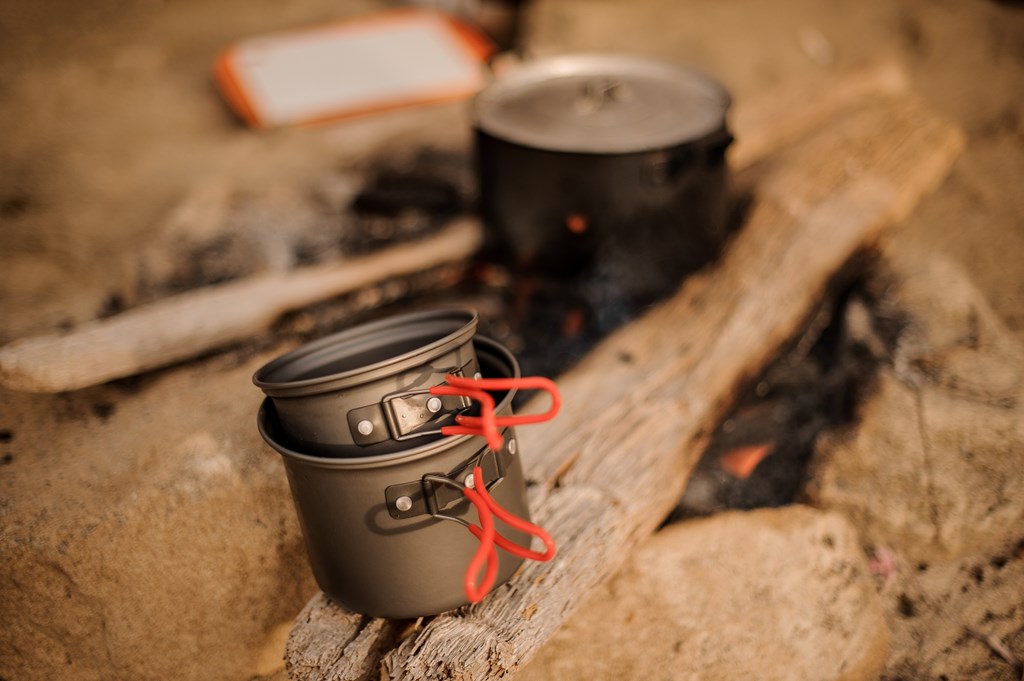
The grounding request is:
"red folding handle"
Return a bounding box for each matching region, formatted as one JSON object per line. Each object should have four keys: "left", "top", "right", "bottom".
{"left": 431, "top": 375, "right": 561, "bottom": 453}
{"left": 459, "top": 466, "right": 556, "bottom": 603}
{"left": 450, "top": 376, "right": 561, "bottom": 428}
{"left": 468, "top": 471, "right": 556, "bottom": 562}
{"left": 461, "top": 481, "right": 499, "bottom": 603}
{"left": 430, "top": 383, "right": 502, "bottom": 451}
{"left": 434, "top": 374, "right": 562, "bottom": 604}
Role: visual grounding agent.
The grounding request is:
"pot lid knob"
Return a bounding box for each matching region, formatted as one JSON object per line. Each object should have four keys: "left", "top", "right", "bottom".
{"left": 574, "top": 77, "right": 631, "bottom": 113}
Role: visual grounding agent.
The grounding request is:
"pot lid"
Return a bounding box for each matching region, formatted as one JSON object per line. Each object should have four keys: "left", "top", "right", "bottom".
{"left": 472, "top": 54, "right": 730, "bottom": 154}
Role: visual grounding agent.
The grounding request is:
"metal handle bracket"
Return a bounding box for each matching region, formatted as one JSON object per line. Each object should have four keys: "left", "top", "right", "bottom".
{"left": 347, "top": 361, "right": 476, "bottom": 445}
{"left": 384, "top": 439, "right": 514, "bottom": 520}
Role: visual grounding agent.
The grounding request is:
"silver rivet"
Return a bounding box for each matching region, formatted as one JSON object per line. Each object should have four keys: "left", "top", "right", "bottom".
{"left": 464, "top": 474, "right": 476, "bottom": 489}
{"left": 508, "top": 439, "right": 517, "bottom": 455}
{"left": 426, "top": 396, "right": 443, "bottom": 413}
{"left": 473, "top": 372, "right": 482, "bottom": 380}
{"left": 357, "top": 420, "right": 374, "bottom": 436}
{"left": 395, "top": 496, "right": 413, "bottom": 512}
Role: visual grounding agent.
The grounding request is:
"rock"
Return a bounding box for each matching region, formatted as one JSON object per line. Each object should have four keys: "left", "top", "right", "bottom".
{"left": 523, "top": 506, "right": 888, "bottom": 681}
{"left": 0, "top": 350, "right": 316, "bottom": 681}
{"left": 804, "top": 247, "right": 1024, "bottom": 680}
{"left": 873, "top": 539, "right": 1024, "bottom": 681}
{"left": 883, "top": 252, "right": 1024, "bottom": 404}
{"left": 807, "top": 372, "right": 932, "bottom": 554}
{"left": 806, "top": 253, "right": 1024, "bottom": 564}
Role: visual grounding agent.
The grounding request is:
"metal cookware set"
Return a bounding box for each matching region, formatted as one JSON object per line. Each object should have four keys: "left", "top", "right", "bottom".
{"left": 253, "top": 54, "right": 731, "bottom": 618}
{"left": 254, "top": 308, "right": 558, "bottom": 618}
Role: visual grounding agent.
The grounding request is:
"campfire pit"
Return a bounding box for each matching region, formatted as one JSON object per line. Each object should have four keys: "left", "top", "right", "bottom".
{"left": 283, "top": 87, "right": 964, "bottom": 680}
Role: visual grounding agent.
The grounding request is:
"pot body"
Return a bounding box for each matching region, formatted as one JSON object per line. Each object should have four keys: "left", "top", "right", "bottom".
{"left": 257, "top": 336, "right": 530, "bottom": 618}
{"left": 476, "top": 130, "right": 732, "bottom": 308}
{"left": 254, "top": 308, "right": 480, "bottom": 452}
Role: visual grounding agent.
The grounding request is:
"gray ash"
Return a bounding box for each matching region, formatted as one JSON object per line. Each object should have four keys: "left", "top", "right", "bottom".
{"left": 343, "top": 148, "right": 470, "bottom": 255}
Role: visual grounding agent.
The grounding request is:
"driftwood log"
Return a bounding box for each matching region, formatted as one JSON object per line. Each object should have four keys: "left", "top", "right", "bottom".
{"left": 284, "top": 90, "right": 964, "bottom": 680}
{"left": 0, "top": 219, "right": 481, "bottom": 393}
{"left": 727, "top": 61, "right": 908, "bottom": 168}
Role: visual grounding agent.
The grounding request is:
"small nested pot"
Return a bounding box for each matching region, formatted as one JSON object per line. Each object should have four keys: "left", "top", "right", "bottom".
{"left": 257, "top": 336, "right": 529, "bottom": 618}
{"left": 253, "top": 308, "right": 481, "bottom": 454}
{"left": 474, "top": 54, "right": 732, "bottom": 309}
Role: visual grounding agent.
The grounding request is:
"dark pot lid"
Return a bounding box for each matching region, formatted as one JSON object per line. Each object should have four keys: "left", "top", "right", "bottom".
{"left": 472, "top": 53, "right": 730, "bottom": 155}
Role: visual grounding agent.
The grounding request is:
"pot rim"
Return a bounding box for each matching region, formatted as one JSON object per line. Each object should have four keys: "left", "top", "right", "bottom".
{"left": 257, "top": 335, "right": 520, "bottom": 470}
{"left": 252, "top": 307, "right": 478, "bottom": 398}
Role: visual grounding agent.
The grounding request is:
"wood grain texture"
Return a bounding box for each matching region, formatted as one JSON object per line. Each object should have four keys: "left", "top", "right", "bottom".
{"left": 286, "top": 596, "right": 402, "bottom": 681}
{"left": 0, "top": 218, "right": 481, "bottom": 393}
{"left": 728, "top": 61, "right": 909, "bottom": 168}
{"left": 285, "top": 94, "right": 963, "bottom": 680}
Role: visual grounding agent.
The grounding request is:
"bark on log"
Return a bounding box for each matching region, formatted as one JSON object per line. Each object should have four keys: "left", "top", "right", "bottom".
{"left": 285, "top": 94, "right": 963, "bottom": 680}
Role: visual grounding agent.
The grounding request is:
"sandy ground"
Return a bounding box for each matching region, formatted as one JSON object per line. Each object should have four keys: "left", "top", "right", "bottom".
{"left": 0, "top": 1, "right": 1022, "bottom": 680}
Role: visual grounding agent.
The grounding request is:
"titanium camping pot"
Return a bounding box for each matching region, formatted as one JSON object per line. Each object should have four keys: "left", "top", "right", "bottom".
{"left": 253, "top": 308, "right": 481, "bottom": 454}
{"left": 473, "top": 54, "right": 732, "bottom": 308}
{"left": 256, "top": 331, "right": 541, "bottom": 619}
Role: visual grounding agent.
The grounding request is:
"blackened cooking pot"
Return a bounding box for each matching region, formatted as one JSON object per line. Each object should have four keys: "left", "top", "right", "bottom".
{"left": 473, "top": 54, "right": 732, "bottom": 310}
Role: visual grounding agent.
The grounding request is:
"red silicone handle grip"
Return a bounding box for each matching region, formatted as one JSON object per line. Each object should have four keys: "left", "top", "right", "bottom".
{"left": 466, "top": 465, "right": 556, "bottom": 563}
{"left": 433, "top": 375, "right": 561, "bottom": 452}
{"left": 461, "top": 480, "right": 499, "bottom": 603}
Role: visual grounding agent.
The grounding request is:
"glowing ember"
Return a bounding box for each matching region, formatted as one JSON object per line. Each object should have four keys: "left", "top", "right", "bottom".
{"left": 720, "top": 443, "right": 773, "bottom": 479}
